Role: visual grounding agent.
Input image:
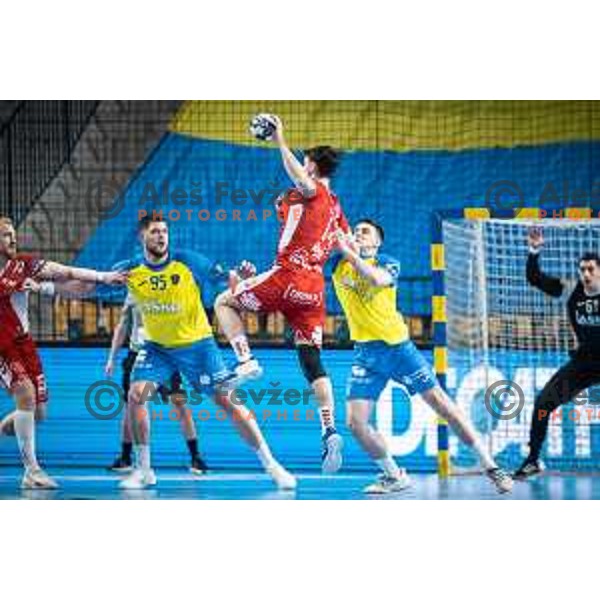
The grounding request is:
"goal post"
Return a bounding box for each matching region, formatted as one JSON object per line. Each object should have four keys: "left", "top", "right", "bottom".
{"left": 432, "top": 206, "right": 599, "bottom": 476}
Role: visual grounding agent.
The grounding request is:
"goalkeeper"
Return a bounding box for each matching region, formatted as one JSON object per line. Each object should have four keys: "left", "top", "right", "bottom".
{"left": 515, "top": 226, "right": 600, "bottom": 479}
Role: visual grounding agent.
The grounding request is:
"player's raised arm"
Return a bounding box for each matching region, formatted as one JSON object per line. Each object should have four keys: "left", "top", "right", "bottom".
{"left": 335, "top": 231, "right": 394, "bottom": 287}
{"left": 271, "top": 116, "right": 317, "bottom": 198}
{"left": 36, "top": 261, "right": 128, "bottom": 286}
{"left": 526, "top": 226, "right": 564, "bottom": 297}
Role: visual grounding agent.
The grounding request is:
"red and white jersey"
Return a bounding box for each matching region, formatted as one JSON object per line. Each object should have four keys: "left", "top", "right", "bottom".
{"left": 275, "top": 181, "right": 350, "bottom": 273}
{"left": 0, "top": 254, "right": 46, "bottom": 350}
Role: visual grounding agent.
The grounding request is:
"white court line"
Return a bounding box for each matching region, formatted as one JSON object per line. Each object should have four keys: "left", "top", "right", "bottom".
{"left": 0, "top": 472, "right": 375, "bottom": 483}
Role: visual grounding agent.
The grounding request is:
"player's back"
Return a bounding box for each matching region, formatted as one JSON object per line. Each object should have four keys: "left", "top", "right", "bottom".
{"left": 276, "top": 181, "right": 348, "bottom": 273}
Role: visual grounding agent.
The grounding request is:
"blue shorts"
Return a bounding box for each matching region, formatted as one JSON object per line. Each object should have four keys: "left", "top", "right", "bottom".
{"left": 131, "top": 337, "right": 231, "bottom": 395}
{"left": 347, "top": 340, "right": 437, "bottom": 401}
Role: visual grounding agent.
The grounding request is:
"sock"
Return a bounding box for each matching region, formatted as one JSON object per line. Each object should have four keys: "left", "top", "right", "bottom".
{"left": 318, "top": 406, "right": 335, "bottom": 435}
{"left": 187, "top": 438, "right": 199, "bottom": 458}
{"left": 122, "top": 442, "right": 133, "bottom": 461}
{"left": 255, "top": 441, "right": 277, "bottom": 470}
{"left": 231, "top": 334, "right": 252, "bottom": 363}
{"left": 471, "top": 438, "right": 496, "bottom": 470}
{"left": 14, "top": 410, "right": 39, "bottom": 470}
{"left": 376, "top": 455, "right": 402, "bottom": 479}
{"left": 136, "top": 444, "right": 151, "bottom": 472}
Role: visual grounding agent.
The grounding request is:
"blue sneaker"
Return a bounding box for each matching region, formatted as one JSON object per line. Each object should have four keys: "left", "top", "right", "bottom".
{"left": 321, "top": 428, "right": 343, "bottom": 474}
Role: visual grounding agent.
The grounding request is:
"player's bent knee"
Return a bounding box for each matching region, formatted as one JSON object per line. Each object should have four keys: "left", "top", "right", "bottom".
{"left": 12, "top": 379, "right": 36, "bottom": 410}
{"left": 215, "top": 290, "right": 239, "bottom": 309}
{"left": 215, "top": 290, "right": 229, "bottom": 306}
{"left": 297, "top": 345, "right": 327, "bottom": 384}
{"left": 129, "top": 382, "right": 151, "bottom": 405}
{"left": 346, "top": 414, "right": 359, "bottom": 432}
{"left": 346, "top": 409, "right": 368, "bottom": 434}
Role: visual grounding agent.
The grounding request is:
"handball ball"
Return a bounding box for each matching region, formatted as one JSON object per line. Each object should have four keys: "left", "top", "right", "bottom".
{"left": 249, "top": 113, "right": 277, "bottom": 141}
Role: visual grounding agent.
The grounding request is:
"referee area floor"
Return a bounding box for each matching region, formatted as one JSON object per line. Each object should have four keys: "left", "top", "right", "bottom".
{"left": 2, "top": 468, "right": 600, "bottom": 499}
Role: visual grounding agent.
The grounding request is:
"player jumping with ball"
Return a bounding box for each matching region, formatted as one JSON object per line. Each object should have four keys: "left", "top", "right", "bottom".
{"left": 215, "top": 115, "right": 349, "bottom": 473}
{"left": 515, "top": 227, "right": 600, "bottom": 479}
{"left": 333, "top": 219, "right": 513, "bottom": 494}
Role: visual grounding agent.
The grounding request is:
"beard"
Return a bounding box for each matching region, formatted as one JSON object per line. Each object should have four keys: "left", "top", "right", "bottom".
{"left": 146, "top": 244, "right": 168, "bottom": 260}
{"left": 1, "top": 245, "right": 17, "bottom": 259}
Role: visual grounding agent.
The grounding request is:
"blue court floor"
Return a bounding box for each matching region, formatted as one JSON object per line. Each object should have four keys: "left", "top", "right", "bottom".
{"left": 2, "top": 467, "right": 600, "bottom": 499}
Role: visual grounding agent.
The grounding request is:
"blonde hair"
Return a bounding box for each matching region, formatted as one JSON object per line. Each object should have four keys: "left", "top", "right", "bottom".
{"left": 0, "top": 216, "right": 14, "bottom": 228}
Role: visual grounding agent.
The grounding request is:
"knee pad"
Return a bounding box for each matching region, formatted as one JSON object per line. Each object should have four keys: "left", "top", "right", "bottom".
{"left": 297, "top": 345, "right": 327, "bottom": 384}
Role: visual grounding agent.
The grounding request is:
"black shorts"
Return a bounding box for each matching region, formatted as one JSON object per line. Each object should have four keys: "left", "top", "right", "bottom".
{"left": 121, "top": 350, "right": 185, "bottom": 403}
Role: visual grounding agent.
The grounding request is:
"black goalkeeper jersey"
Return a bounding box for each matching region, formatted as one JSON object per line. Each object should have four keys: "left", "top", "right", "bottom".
{"left": 567, "top": 282, "right": 600, "bottom": 356}
{"left": 527, "top": 252, "right": 600, "bottom": 358}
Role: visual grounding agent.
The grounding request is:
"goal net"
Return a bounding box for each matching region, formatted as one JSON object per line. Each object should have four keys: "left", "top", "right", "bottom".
{"left": 442, "top": 216, "right": 600, "bottom": 471}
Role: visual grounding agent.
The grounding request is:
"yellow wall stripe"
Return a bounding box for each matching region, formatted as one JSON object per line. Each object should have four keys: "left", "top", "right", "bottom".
{"left": 171, "top": 101, "right": 600, "bottom": 152}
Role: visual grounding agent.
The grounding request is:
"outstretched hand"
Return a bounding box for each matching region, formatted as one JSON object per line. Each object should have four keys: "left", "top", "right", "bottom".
{"left": 102, "top": 271, "right": 129, "bottom": 285}
{"left": 270, "top": 114, "right": 284, "bottom": 144}
{"left": 21, "top": 278, "right": 41, "bottom": 293}
{"left": 236, "top": 260, "right": 257, "bottom": 280}
{"left": 335, "top": 229, "right": 359, "bottom": 256}
{"left": 528, "top": 226, "right": 544, "bottom": 250}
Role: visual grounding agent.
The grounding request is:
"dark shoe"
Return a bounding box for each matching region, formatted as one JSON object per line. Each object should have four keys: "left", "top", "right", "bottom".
{"left": 190, "top": 455, "right": 208, "bottom": 475}
{"left": 108, "top": 455, "right": 133, "bottom": 473}
{"left": 514, "top": 458, "right": 544, "bottom": 481}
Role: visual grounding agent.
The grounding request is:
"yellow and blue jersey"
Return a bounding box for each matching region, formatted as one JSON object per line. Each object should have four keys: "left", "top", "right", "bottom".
{"left": 331, "top": 253, "right": 409, "bottom": 345}
{"left": 116, "top": 250, "right": 223, "bottom": 348}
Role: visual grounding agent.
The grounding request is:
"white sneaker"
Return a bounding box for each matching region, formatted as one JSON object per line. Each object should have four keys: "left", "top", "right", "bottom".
{"left": 321, "top": 429, "right": 343, "bottom": 474}
{"left": 363, "top": 470, "right": 412, "bottom": 495}
{"left": 21, "top": 467, "right": 59, "bottom": 490}
{"left": 267, "top": 463, "right": 297, "bottom": 491}
{"left": 233, "top": 359, "right": 263, "bottom": 383}
{"left": 119, "top": 468, "right": 157, "bottom": 489}
{"left": 486, "top": 467, "right": 513, "bottom": 494}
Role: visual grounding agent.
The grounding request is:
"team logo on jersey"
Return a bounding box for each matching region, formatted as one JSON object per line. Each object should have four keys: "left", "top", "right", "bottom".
{"left": 171, "top": 274, "right": 181, "bottom": 285}
{"left": 139, "top": 301, "right": 181, "bottom": 315}
{"left": 283, "top": 285, "right": 322, "bottom": 307}
{"left": 576, "top": 314, "right": 600, "bottom": 326}
{"left": 351, "top": 365, "right": 367, "bottom": 378}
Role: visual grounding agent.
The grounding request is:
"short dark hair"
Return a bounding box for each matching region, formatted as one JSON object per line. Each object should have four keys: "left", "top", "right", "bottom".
{"left": 357, "top": 218, "right": 385, "bottom": 243}
{"left": 304, "top": 146, "right": 341, "bottom": 178}
{"left": 138, "top": 213, "right": 166, "bottom": 232}
{"left": 580, "top": 252, "right": 600, "bottom": 266}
